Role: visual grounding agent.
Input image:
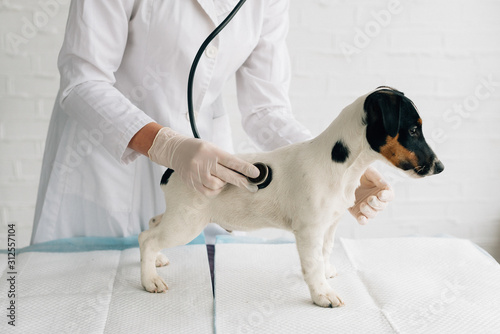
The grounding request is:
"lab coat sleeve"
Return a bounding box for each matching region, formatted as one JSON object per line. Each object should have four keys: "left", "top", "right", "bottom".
{"left": 57, "top": 0, "right": 155, "bottom": 164}
{"left": 235, "top": 0, "right": 313, "bottom": 151}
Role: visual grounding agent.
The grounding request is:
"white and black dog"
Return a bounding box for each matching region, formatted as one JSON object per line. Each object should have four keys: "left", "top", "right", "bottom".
{"left": 139, "top": 86, "right": 444, "bottom": 307}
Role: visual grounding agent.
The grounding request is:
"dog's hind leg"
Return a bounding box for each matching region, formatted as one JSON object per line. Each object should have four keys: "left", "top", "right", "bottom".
{"left": 139, "top": 209, "right": 208, "bottom": 293}
{"left": 148, "top": 214, "right": 171, "bottom": 267}
{"left": 148, "top": 214, "right": 170, "bottom": 267}
{"left": 295, "top": 228, "right": 344, "bottom": 308}
{"left": 155, "top": 252, "right": 170, "bottom": 267}
{"left": 148, "top": 214, "right": 163, "bottom": 229}
{"left": 139, "top": 228, "right": 167, "bottom": 293}
{"left": 323, "top": 218, "right": 341, "bottom": 278}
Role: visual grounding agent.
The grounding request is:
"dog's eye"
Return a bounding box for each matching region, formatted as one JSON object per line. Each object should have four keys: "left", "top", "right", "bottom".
{"left": 409, "top": 126, "right": 418, "bottom": 137}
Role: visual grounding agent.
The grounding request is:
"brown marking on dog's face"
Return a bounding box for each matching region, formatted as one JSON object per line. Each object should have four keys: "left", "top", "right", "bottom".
{"left": 417, "top": 118, "right": 422, "bottom": 125}
{"left": 379, "top": 134, "right": 418, "bottom": 170}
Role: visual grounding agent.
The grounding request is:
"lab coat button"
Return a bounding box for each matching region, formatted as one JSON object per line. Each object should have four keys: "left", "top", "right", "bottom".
{"left": 205, "top": 45, "right": 218, "bottom": 59}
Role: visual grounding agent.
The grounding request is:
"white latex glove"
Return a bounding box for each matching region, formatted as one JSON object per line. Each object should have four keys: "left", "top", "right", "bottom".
{"left": 348, "top": 166, "right": 394, "bottom": 225}
{"left": 148, "top": 127, "right": 260, "bottom": 196}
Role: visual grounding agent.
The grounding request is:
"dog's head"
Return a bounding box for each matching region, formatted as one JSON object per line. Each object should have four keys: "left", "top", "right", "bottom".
{"left": 364, "top": 87, "right": 444, "bottom": 177}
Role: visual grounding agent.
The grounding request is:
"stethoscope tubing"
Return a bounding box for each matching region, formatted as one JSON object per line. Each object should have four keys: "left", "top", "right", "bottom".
{"left": 186, "top": 0, "right": 272, "bottom": 189}
{"left": 187, "top": 0, "right": 247, "bottom": 139}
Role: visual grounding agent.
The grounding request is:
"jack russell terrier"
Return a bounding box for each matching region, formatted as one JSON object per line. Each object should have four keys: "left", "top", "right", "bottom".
{"left": 139, "top": 86, "right": 444, "bottom": 307}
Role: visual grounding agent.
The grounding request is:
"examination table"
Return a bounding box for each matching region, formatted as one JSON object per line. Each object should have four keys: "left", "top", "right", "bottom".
{"left": 1, "top": 235, "right": 499, "bottom": 333}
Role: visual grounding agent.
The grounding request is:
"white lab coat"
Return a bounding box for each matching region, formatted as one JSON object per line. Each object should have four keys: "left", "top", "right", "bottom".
{"left": 31, "top": 0, "right": 312, "bottom": 244}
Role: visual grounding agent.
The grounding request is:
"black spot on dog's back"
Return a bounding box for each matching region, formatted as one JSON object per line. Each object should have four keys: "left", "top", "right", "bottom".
{"left": 160, "top": 169, "right": 174, "bottom": 185}
{"left": 331, "top": 140, "right": 350, "bottom": 163}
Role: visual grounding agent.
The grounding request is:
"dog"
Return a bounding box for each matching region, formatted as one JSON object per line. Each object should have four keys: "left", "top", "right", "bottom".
{"left": 139, "top": 86, "right": 444, "bottom": 307}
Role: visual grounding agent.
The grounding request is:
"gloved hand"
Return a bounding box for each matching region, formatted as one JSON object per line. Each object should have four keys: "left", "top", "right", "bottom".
{"left": 148, "top": 127, "right": 260, "bottom": 196}
{"left": 348, "top": 166, "right": 394, "bottom": 225}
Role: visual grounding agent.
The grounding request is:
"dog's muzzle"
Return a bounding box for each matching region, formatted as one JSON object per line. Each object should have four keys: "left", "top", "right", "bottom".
{"left": 415, "top": 159, "right": 445, "bottom": 176}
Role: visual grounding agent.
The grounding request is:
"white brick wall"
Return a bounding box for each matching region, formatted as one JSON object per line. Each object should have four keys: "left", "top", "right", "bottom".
{"left": 1, "top": 0, "right": 499, "bottom": 260}
{"left": 0, "top": 0, "right": 69, "bottom": 248}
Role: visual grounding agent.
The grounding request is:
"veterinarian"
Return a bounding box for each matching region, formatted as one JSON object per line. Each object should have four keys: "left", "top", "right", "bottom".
{"left": 31, "top": 0, "right": 394, "bottom": 244}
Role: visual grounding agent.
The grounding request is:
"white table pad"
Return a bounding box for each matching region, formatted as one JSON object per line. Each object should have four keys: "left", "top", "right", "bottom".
{"left": 2, "top": 236, "right": 499, "bottom": 334}
{"left": 0, "top": 244, "right": 213, "bottom": 334}
{"left": 214, "top": 238, "right": 500, "bottom": 334}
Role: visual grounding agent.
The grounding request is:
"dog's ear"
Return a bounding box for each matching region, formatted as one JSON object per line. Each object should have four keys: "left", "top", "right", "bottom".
{"left": 364, "top": 90, "right": 402, "bottom": 138}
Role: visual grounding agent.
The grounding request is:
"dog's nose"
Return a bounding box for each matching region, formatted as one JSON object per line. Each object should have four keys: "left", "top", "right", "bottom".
{"left": 433, "top": 160, "right": 444, "bottom": 174}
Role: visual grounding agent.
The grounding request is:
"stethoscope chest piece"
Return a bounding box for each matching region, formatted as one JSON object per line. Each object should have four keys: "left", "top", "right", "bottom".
{"left": 248, "top": 162, "right": 272, "bottom": 189}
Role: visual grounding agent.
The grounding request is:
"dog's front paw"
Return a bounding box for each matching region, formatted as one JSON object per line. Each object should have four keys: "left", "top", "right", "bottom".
{"left": 324, "top": 264, "right": 338, "bottom": 279}
{"left": 142, "top": 275, "right": 168, "bottom": 293}
{"left": 311, "top": 288, "right": 344, "bottom": 308}
{"left": 155, "top": 253, "right": 170, "bottom": 267}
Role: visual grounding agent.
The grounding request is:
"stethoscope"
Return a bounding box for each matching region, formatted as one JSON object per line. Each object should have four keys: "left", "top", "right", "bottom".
{"left": 187, "top": 0, "right": 272, "bottom": 189}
